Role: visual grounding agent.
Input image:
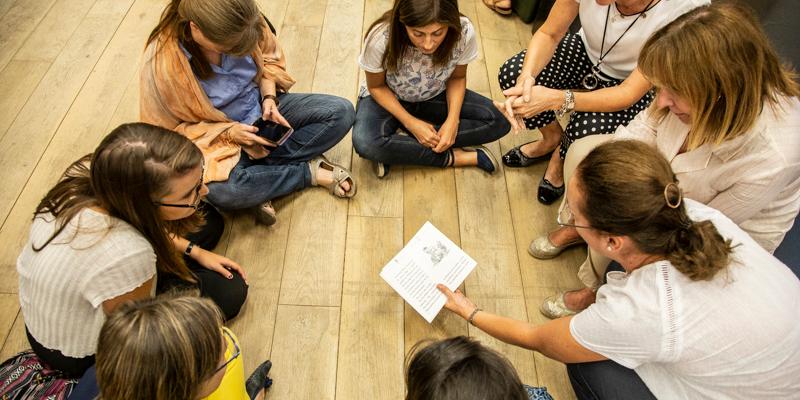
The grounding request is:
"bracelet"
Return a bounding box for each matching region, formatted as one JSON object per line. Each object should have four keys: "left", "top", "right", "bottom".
{"left": 184, "top": 241, "right": 195, "bottom": 256}
{"left": 467, "top": 307, "right": 482, "bottom": 326}
{"left": 555, "top": 89, "right": 575, "bottom": 119}
{"left": 261, "top": 94, "right": 278, "bottom": 107}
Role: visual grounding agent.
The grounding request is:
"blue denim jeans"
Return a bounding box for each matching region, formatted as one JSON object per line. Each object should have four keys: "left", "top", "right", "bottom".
{"left": 352, "top": 89, "right": 510, "bottom": 167}
{"left": 207, "top": 93, "right": 355, "bottom": 210}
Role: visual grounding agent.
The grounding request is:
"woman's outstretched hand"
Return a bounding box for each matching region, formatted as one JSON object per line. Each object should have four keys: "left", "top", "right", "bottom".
{"left": 437, "top": 284, "right": 477, "bottom": 320}
{"left": 262, "top": 98, "right": 291, "bottom": 128}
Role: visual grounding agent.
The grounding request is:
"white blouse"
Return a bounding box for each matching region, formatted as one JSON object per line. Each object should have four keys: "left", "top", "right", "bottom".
{"left": 614, "top": 96, "right": 800, "bottom": 252}
{"left": 571, "top": 199, "right": 800, "bottom": 399}
{"left": 575, "top": 0, "right": 709, "bottom": 79}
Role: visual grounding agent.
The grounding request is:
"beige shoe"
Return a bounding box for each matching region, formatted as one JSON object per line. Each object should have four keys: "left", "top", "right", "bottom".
{"left": 539, "top": 291, "right": 578, "bottom": 319}
{"left": 527, "top": 234, "right": 582, "bottom": 259}
{"left": 253, "top": 201, "right": 277, "bottom": 226}
{"left": 309, "top": 156, "right": 357, "bottom": 198}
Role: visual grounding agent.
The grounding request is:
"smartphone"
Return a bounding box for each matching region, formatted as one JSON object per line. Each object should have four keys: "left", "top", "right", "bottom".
{"left": 252, "top": 118, "right": 294, "bottom": 146}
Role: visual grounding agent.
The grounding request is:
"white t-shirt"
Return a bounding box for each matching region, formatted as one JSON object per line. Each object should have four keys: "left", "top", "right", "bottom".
{"left": 570, "top": 199, "right": 800, "bottom": 399}
{"left": 17, "top": 208, "right": 156, "bottom": 357}
{"left": 358, "top": 16, "right": 479, "bottom": 102}
{"left": 576, "top": 0, "right": 709, "bottom": 79}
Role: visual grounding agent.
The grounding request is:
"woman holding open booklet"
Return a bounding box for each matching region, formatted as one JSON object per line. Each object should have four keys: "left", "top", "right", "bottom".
{"left": 140, "top": 0, "right": 357, "bottom": 226}
{"left": 438, "top": 140, "right": 800, "bottom": 399}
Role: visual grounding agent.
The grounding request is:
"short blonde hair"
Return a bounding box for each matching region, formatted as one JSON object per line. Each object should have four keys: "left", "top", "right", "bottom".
{"left": 639, "top": 2, "right": 799, "bottom": 150}
{"left": 96, "top": 295, "right": 224, "bottom": 400}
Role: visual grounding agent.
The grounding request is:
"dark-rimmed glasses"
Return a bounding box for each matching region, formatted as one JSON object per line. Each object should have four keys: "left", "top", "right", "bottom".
{"left": 153, "top": 167, "right": 205, "bottom": 210}
{"left": 556, "top": 202, "right": 593, "bottom": 230}
{"left": 215, "top": 328, "right": 241, "bottom": 373}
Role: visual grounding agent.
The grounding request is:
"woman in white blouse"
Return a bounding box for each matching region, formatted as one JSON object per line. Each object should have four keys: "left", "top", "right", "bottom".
{"left": 439, "top": 140, "right": 800, "bottom": 399}
{"left": 533, "top": 2, "right": 800, "bottom": 318}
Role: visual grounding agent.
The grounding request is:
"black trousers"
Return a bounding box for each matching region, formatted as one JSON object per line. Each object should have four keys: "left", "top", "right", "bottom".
{"left": 156, "top": 202, "right": 248, "bottom": 321}
{"left": 25, "top": 327, "right": 93, "bottom": 379}
{"left": 567, "top": 360, "right": 656, "bottom": 400}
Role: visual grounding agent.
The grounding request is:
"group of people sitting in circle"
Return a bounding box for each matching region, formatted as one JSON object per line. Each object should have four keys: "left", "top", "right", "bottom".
{"left": 1, "top": 0, "right": 798, "bottom": 398}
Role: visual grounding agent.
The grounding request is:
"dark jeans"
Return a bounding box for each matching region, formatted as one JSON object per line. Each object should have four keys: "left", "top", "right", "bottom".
{"left": 26, "top": 327, "right": 94, "bottom": 379}
{"left": 567, "top": 360, "right": 656, "bottom": 400}
{"left": 352, "top": 89, "right": 510, "bottom": 167}
{"left": 207, "top": 93, "right": 355, "bottom": 210}
{"left": 157, "top": 202, "right": 248, "bottom": 321}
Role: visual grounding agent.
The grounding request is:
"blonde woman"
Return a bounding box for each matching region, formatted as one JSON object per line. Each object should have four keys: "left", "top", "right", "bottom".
{"left": 439, "top": 140, "right": 800, "bottom": 399}
{"left": 532, "top": 2, "right": 800, "bottom": 318}
{"left": 141, "top": 0, "right": 356, "bottom": 226}
{"left": 82, "top": 296, "right": 271, "bottom": 400}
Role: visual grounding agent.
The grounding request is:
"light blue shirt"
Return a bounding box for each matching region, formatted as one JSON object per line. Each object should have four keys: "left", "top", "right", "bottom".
{"left": 181, "top": 44, "right": 262, "bottom": 124}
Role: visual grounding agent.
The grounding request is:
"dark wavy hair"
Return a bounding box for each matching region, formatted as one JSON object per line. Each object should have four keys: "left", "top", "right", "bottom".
{"left": 366, "top": 0, "right": 463, "bottom": 73}
{"left": 32, "top": 122, "right": 204, "bottom": 282}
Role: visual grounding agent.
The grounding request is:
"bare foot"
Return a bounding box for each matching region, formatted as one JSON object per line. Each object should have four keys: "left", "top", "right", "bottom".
{"left": 315, "top": 164, "right": 351, "bottom": 193}
{"left": 563, "top": 287, "right": 596, "bottom": 311}
{"left": 548, "top": 226, "right": 581, "bottom": 247}
{"left": 255, "top": 389, "right": 266, "bottom": 400}
{"left": 543, "top": 150, "right": 564, "bottom": 187}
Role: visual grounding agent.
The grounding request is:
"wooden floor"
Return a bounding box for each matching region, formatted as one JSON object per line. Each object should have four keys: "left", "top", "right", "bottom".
{"left": 0, "top": 0, "right": 587, "bottom": 398}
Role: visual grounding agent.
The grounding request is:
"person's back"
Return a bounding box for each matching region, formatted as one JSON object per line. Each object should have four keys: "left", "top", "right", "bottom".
{"left": 17, "top": 208, "right": 154, "bottom": 365}
{"left": 590, "top": 199, "right": 800, "bottom": 398}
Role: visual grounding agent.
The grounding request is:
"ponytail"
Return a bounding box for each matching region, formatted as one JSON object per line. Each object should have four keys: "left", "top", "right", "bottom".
{"left": 576, "top": 140, "right": 733, "bottom": 281}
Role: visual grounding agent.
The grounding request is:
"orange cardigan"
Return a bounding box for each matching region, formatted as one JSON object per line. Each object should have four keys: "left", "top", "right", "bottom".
{"left": 140, "top": 25, "right": 296, "bottom": 183}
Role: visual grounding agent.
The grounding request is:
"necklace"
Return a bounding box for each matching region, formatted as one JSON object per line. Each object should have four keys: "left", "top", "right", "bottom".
{"left": 582, "top": 0, "right": 657, "bottom": 90}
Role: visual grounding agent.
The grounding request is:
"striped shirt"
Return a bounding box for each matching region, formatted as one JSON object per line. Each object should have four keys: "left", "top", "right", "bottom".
{"left": 17, "top": 208, "right": 155, "bottom": 357}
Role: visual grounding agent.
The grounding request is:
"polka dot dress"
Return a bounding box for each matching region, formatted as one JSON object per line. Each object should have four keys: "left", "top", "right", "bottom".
{"left": 497, "top": 32, "right": 654, "bottom": 159}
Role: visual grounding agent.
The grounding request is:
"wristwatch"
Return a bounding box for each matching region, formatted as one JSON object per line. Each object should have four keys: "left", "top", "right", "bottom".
{"left": 261, "top": 94, "right": 279, "bottom": 107}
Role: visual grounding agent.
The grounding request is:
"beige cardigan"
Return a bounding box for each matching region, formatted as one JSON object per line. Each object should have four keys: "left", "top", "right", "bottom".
{"left": 615, "top": 96, "right": 800, "bottom": 252}
{"left": 140, "top": 25, "right": 296, "bottom": 183}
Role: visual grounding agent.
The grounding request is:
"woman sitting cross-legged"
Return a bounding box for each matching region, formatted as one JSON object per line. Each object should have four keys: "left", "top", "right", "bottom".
{"left": 531, "top": 2, "right": 800, "bottom": 319}
{"left": 67, "top": 295, "right": 273, "bottom": 400}
{"left": 438, "top": 140, "right": 800, "bottom": 399}
{"left": 141, "top": 0, "right": 356, "bottom": 226}
{"left": 406, "top": 336, "right": 553, "bottom": 400}
{"left": 496, "top": 0, "right": 707, "bottom": 204}
{"left": 352, "top": 0, "right": 510, "bottom": 179}
{"left": 1, "top": 123, "right": 247, "bottom": 399}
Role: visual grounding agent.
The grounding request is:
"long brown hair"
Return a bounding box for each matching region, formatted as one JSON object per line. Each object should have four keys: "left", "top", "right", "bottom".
{"left": 405, "top": 336, "right": 528, "bottom": 400}
{"left": 366, "top": 0, "right": 463, "bottom": 73}
{"left": 575, "top": 140, "right": 733, "bottom": 281}
{"left": 638, "top": 2, "right": 800, "bottom": 151}
{"left": 33, "top": 122, "right": 203, "bottom": 282}
{"left": 146, "top": 0, "right": 265, "bottom": 79}
{"left": 96, "top": 295, "right": 224, "bottom": 400}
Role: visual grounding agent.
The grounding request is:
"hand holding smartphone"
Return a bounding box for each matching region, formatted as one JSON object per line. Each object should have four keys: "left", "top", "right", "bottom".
{"left": 252, "top": 118, "right": 294, "bottom": 146}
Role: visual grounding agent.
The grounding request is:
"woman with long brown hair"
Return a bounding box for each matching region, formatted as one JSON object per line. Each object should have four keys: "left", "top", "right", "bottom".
{"left": 352, "top": 0, "right": 510, "bottom": 178}
{"left": 532, "top": 2, "right": 800, "bottom": 319}
{"left": 10, "top": 123, "right": 245, "bottom": 387}
{"left": 439, "top": 140, "right": 800, "bottom": 399}
{"left": 141, "top": 0, "right": 356, "bottom": 227}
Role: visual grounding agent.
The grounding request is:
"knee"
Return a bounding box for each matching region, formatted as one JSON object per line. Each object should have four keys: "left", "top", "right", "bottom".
{"left": 327, "top": 96, "right": 356, "bottom": 135}
{"left": 498, "top": 51, "right": 525, "bottom": 90}
{"left": 351, "top": 125, "right": 380, "bottom": 161}
{"left": 490, "top": 108, "right": 512, "bottom": 139}
{"left": 208, "top": 273, "right": 249, "bottom": 321}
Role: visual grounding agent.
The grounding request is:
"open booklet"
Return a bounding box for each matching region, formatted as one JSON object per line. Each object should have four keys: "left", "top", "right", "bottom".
{"left": 380, "top": 222, "right": 477, "bottom": 323}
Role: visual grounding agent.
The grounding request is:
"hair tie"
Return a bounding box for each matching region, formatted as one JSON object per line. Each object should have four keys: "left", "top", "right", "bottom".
{"left": 664, "top": 182, "right": 682, "bottom": 209}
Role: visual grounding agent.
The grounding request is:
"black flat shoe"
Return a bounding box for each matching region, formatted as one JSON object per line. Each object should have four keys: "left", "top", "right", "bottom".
{"left": 502, "top": 142, "right": 552, "bottom": 168}
{"left": 246, "top": 360, "right": 273, "bottom": 400}
{"left": 537, "top": 176, "right": 564, "bottom": 205}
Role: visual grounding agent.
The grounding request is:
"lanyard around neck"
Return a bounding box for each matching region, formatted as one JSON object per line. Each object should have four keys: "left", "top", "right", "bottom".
{"left": 596, "top": 0, "right": 657, "bottom": 66}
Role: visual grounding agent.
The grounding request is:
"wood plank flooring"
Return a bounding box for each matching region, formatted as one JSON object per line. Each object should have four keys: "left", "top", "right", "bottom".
{"left": 0, "top": 0, "right": 582, "bottom": 398}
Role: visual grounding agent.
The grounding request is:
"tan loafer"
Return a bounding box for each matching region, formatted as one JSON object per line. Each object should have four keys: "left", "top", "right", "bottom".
{"left": 527, "top": 234, "right": 583, "bottom": 259}
{"left": 540, "top": 291, "right": 578, "bottom": 319}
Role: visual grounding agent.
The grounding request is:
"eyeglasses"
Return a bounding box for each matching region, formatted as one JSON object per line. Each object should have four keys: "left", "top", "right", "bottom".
{"left": 153, "top": 167, "right": 205, "bottom": 210}
{"left": 215, "top": 328, "right": 241, "bottom": 373}
{"left": 556, "top": 202, "right": 593, "bottom": 230}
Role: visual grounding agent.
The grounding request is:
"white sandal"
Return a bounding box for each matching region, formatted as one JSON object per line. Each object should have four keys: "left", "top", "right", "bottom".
{"left": 309, "top": 156, "right": 357, "bottom": 198}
